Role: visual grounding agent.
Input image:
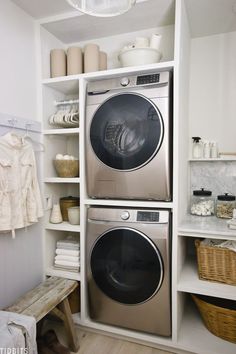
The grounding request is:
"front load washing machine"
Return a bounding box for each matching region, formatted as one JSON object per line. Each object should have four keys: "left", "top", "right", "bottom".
{"left": 86, "top": 71, "right": 172, "bottom": 201}
{"left": 86, "top": 207, "right": 171, "bottom": 336}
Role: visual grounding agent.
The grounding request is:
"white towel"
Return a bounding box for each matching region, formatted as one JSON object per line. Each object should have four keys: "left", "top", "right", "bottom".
{"left": 55, "top": 255, "right": 79, "bottom": 262}
{"left": 201, "top": 238, "right": 236, "bottom": 252}
{"left": 55, "top": 260, "right": 80, "bottom": 267}
{"left": 54, "top": 264, "right": 79, "bottom": 273}
{"left": 56, "top": 249, "right": 79, "bottom": 256}
{"left": 0, "top": 311, "right": 37, "bottom": 354}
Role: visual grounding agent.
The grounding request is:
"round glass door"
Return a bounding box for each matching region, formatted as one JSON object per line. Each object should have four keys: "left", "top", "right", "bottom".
{"left": 90, "top": 228, "right": 164, "bottom": 304}
{"left": 90, "top": 93, "right": 164, "bottom": 170}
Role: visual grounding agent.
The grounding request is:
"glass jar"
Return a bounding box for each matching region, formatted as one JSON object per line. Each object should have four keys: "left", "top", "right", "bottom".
{"left": 190, "top": 188, "right": 215, "bottom": 216}
{"left": 216, "top": 193, "right": 236, "bottom": 219}
{"left": 192, "top": 137, "right": 203, "bottom": 159}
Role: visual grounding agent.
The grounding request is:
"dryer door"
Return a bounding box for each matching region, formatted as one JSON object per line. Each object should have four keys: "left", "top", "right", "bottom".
{"left": 90, "top": 227, "right": 164, "bottom": 305}
{"left": 89, "top": 93, "right": 164, "bottom": 171}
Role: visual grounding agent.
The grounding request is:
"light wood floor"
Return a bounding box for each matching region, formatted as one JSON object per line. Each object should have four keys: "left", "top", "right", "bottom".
{"left": 43, "top": 320, "right": 175, "bottom": 354}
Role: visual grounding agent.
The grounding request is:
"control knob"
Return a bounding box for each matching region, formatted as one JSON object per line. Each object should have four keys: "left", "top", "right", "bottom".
{"left": 121, "top": 211, "right": 130, "bottom": 220}
{"left": 120, "top": 77, "right": 130, "bottom": 87}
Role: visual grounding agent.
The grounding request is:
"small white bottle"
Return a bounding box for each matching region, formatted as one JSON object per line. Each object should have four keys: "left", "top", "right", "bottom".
{"left": 210, "top": 141, "right": 218, "bottom": 158}
{"left": 192, "top": 137, "right": 203, "bottom": 159}
{"left": 203, "top": 141, "right": 210, "bottom": 158}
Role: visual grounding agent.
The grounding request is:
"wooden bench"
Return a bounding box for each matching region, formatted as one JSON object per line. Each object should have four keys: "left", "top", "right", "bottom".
{"left": 5, "top": 276, "right": 79, "bottom": 352}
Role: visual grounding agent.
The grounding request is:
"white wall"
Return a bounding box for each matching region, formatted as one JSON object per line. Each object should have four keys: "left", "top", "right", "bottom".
{"left": 189, "top": 31, "right": 236, "bottom": 154}
{"left": 0, "top": 0, "right": 37, "bottom": 121}
{"left": 0, "top": 1, "right": 43, "bottom": 309}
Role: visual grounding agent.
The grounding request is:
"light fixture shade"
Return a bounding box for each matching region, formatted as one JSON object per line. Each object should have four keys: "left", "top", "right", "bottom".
{"left": 66, "top": 0, "right": 136, "bottom": 17}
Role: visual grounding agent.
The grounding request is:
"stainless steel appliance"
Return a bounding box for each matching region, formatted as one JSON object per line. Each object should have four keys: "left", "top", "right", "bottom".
{"left": 86, "top": 71, "right": 172, "bottom": 201}
{"left": 86, "top": 207, "right": 171, "bottom": 336}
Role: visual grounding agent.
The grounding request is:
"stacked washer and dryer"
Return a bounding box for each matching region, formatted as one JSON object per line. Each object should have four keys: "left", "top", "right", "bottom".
{"left": 85, "top": 71, "right": 172, "bottom": 336}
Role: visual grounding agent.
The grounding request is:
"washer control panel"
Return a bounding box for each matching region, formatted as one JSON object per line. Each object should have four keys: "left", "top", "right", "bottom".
{"left": 137, "top": 211, "right": 160, "bottom": 222}
{"left": 137, "top": 74, "right": 160, "bottom": 85}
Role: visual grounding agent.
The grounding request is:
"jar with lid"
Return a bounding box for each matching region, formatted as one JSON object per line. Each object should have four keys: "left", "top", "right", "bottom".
{"left": 190, "top": 188, "right": 215, "bottom": 216}
{"left": 216, "top": 193, "right": 236, "bottom": 219}
{"left": 192, "top": 137, "right": 203, "bottom": 159}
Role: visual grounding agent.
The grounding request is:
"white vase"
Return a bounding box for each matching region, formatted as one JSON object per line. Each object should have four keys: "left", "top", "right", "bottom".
{"left": 68, "top": 206, "right": 80, "bottom": 225}
{"left": 50, "top": 204, "right": 63, "bottom": 224}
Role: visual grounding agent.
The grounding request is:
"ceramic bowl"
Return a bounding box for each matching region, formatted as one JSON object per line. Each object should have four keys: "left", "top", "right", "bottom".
{"left": 118, "top": 47, "right": 162, "bottom": 67}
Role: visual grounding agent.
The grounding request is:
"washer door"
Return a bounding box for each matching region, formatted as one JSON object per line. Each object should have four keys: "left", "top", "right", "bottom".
{"left": 89, "top": 93, "right": 164, "bottom": 171}
{"left": 90, "top": 228, "right": 164, "bottom": 305}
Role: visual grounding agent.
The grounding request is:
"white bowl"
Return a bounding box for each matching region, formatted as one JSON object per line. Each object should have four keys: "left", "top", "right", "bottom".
{"left": 118, "top": 47, "right": 162, "bottom": 67}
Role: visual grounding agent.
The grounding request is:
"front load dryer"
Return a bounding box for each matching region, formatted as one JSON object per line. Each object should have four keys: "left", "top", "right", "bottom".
{"left": 86, "top": 71, "right": 172, "bottom": 201}
{"left": 86, "top": 207, "right": 171, "bottom": 336}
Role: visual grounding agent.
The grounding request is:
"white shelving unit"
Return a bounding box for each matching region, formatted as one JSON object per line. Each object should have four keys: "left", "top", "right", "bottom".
{"left": 36, "top": 1, "right": 236, "bottom": 353}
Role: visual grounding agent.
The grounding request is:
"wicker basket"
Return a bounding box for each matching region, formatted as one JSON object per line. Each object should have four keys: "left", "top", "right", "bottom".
{"left": 195, "top": 239, "right": 236, "bottom": 285}
{"left": 192, "top": 294, "right": 236, "bottom": 343}
{"left": 60, "top": 196, "right": 80, "bottom": 221}
{"left": 53, "top": 159, "right": 79, "bottom": 178}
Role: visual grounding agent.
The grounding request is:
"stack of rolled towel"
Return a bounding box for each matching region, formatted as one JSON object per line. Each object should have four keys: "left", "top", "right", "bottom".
{"left": 54, "top": 237, "right": 80, "bottom": 273}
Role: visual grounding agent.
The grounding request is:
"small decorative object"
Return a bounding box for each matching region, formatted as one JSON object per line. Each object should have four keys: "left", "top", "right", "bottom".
{"left": 216, "top": 193, "right": 236, "bottom": 219}
{"left": 53, "top": 158, "right": 79, "bottom": 178}
{"left": 99, "top": 51, "right": 107, "bottom": 70}
{"left": 67, "top": 46, "right": 83, "bottom": 75}
{"left": 50, "top": 49, "right": 67, "bottom": 78}
{"left": 68, "top": 206, "right": 80, "bottom": 225}
{"left": 150, "top": 33, "right": 162, "bottom": 50}
{"left": 50, "top": 203, "right": 63, "bottom": 224}
{"left": 190, "top": 188, "right": 215, "bottom": 216}
{"left": 84, "top": 44, "right": 100, "bottom": 73}
{"left": 60, "top": 196, "right": 80, "bottom": 221}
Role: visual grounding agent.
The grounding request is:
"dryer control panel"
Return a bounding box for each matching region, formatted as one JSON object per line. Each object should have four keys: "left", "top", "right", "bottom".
{"left": 137, "top": 74, "right": 160, "bottom": 85}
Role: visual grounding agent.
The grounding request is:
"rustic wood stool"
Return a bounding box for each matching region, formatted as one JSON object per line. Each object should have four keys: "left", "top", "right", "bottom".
{"left": 5, "top": 276, "right": 79, "bottom": 352}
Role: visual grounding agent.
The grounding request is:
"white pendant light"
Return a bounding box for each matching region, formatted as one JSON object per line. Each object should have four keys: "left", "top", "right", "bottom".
{"left": 66, "top": 0, "right": 136, "bottom": 17}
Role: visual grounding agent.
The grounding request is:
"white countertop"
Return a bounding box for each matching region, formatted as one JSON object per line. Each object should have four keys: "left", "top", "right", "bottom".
{"left": 178, "top": 214, "right": 236, "bottom": 239}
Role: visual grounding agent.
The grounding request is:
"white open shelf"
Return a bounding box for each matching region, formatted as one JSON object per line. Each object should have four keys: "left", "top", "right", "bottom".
{"left": 178, "top": 301, "right": 236, "bottom": 354}
{"left": 44, "top": 177, "right": 80, "bottom": 183}
{"left": 189, "top": 158, "right": 236, "bottom": 162}
{"left": 43, "top": 128, "right": 80, "bottom": 135}
{"left": 178, "top": 215, "right": 236, "bottom": 240}
{"left": 46, "top": 266, "right": 80, "bottom": 281}
{"left": 85, "top": 198, "right": 174, "bottom": 209}
{"left": 178, "top": 258, "right": 236, "bottom": 301}
{"left": 42, "top": 75, "right": 79, "bottom": 94}
{"left": 45, "top": 222, "right": 81, "bottom": 232}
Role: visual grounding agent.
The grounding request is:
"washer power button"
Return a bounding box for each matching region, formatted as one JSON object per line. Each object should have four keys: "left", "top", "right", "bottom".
{"left": 120, "top": 77, "right": 130, "bottom": 86}
{"left": 121, "top": 211, "right": 130, "bottom": 220}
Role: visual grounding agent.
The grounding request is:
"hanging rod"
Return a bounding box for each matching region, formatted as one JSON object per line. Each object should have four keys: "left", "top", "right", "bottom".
{"left": 54, "top": 99, "right": 79, "bottom": 106}
{"left": 0, "top": 113, "right": 41, "bottom": 133}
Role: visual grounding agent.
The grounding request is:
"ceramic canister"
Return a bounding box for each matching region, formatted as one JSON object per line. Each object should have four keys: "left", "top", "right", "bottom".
{"left": 99, "top": 51, "right": 108, "bottom": 71}
{"left": 68, "top": 206, "right": 80, "bottom": 225}
{"left": 67, "top": 46, "right": 83, "bottom": 75}
{"left": 150, "top": 34, "right": 162, "bottom": 50}
{"left": 84, "top": 43, "right": 100, "bottom": 73}
{"left": 50, "top": 49, "right": 67, "bottom": 78}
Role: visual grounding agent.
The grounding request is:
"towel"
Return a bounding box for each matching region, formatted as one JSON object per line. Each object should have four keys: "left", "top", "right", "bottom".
{"left": 201, "top": 239, "right": 236, "bottom": 252}
{"left": 0, "top": 311, "right": 37, "bottom": 354}
{"left": 55, "top": 255, "right": 79, "bottom": 262}
{"left": 56, "top": 249, "right": 79, "bottom": 256}
{"left": 54, "top": 264, "right": 79, "bottom": 273}
{"left": 55, "top": 260, "right": 80, "bottom": 267}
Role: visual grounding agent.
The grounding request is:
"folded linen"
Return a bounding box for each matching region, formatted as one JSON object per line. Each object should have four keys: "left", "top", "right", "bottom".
{"left": 55, "top": 260, "right": 80, "bottom": 267}
{"left": 57, "top": 244, "right": 79, "bottom": 250}
{"left": 54, "top": 264, "right": 79, "bottom": 273}
{"left": 56, "top": 249, "right": 79, "bottom": 256}
{"left": 55, "top": 255, "right": 79, "bottom": 262}
{"left": 201, "top": 238, "right": 236, "bottom": 252}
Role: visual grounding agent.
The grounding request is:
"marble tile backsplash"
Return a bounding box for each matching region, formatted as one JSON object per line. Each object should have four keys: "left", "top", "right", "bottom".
{"left": 190, "top": 161, "right": 236, "bottom": 197}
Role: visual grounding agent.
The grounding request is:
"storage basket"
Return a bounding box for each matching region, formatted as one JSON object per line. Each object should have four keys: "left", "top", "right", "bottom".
{"left": 195, "top": 239, "right": 236, "bottom": 285}
{"left": 191, "top": 294, "right": 236, "bottom": 343}
{"left": 53, "top": 159, "right": 79, "bottom": 178}
{"left": 60, "top": 196, "right": 80, "bottom": 221}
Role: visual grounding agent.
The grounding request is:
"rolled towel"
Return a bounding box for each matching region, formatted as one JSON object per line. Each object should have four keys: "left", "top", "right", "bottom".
{"left": 55, "top": 260, "right": 80, "bottom": 267}
{"left": 56, "top": 249, "right": 79, "bottom": 257}
{"left": 55, "top": 255, "right": 79, "bottom": 262}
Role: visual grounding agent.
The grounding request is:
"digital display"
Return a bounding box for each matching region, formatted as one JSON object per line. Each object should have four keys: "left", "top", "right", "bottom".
{"left": 137, "top": 74, "right": 160, "bottom": 85}
{"left": 137, "top": 211, "right": 160, "bottom": 222}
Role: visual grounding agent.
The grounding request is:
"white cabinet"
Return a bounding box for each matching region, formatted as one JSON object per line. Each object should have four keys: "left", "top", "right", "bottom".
{"left": 37, "top": 0, "right": 236, "bottom": 353}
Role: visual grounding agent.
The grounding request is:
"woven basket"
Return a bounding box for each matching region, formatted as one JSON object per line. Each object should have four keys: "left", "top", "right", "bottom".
{"left": 192, "top": 294, "right": 236, "bottom": 343}
{"left": 195, "top": 239, "right": 236, "bottom": 285}
{"left": 60, "top": 196, "right": 80, "bottom": 221}
{"left": 53, "top": 159, "right": 79, "bottom": 178}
